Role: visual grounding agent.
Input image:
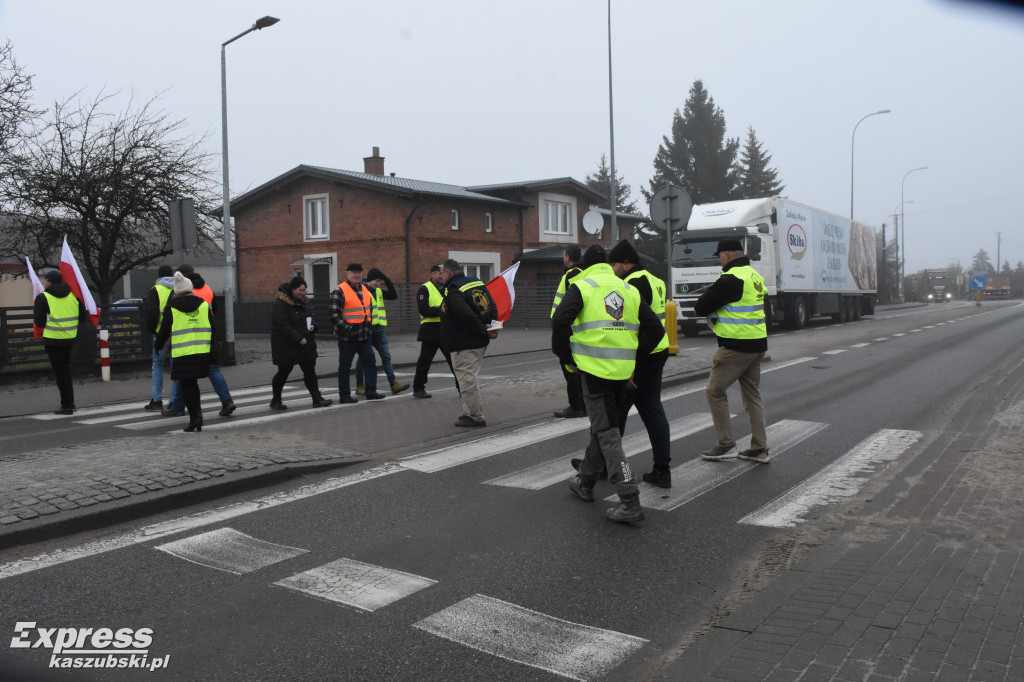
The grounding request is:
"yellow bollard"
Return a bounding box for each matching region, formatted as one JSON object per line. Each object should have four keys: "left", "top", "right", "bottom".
{"left": 976, "top": 290, "right": 982, "bottom": 307}
{"left": 665, "top": 299, "right": 680, "bottom": 355}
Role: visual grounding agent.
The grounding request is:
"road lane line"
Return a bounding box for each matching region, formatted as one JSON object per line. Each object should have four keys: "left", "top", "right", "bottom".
{"left": 155, "top": 527, "right": 308, "bottom": 574}
{"left": 274, "top": 558, "right": 436, "bottom": 612}
{"left": 822, "top": 350, "right": 847, "bottom": 355}
{"left": 739, "top": 429, "right": 921, "bottom": 528}
{"left": 413, "top": 594, "right": 647, "bottom": 681}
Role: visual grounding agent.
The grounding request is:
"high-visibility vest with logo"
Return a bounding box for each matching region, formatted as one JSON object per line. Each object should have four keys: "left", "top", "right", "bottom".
{"left": 153, "top": 284, "right": 172, "bottom": 334}
{"left": 625, "top": 269, "right": 669, "bottom": 354}
{"left": 419, "top": 281, "right": 442, "bottom": 324}
{"left": 550, "top": 266, "right": 582, "bottom": 318}
{"left": 42, "top": 292, "right": 80, "bottom": 340}
{"left": 170, "top": 301, "right": 212, "bottom": 358}
{"left": 337, "top": 281, "right": 372, "bottom": 324}
{"left": 370, "top": 287, "right": 388, "bottom": 327}
{"left": 569, "top": 263, "right": 640, "bottom": 381}
{"left": 712, "top": 264, "right": 767, "bottom": 340}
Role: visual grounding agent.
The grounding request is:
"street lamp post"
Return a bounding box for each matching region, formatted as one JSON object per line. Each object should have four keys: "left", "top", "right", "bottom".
{"left": 899, "top": 166, "right": 928, "bottom": 302}
{"left": 850, "top": 109, "right": 891, "bottom": 219}
{"left": 221, "top": 15, "right": 279, "bottom": 362}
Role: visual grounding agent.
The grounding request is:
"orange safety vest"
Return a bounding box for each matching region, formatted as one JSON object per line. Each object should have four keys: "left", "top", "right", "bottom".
{"left": 337, "top": 281, "right": 372, "bottom": 324}
{"left": 193, "top": 284, "right": 214, "bottom": 306}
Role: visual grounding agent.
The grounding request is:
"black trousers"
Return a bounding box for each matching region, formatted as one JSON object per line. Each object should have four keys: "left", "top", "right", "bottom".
{"left": 179, "top": 378, "right": 202, "bottom": 422}
{"left": 561, "top": 362, "right": 584, "bottom": 410}
{"left": 413, "top": 337, "right": 458, "bottom": 392}
{"left": 45, "top": 345, "right": 75, "bottom": 408}
{"left": 272, "top": 359, "right": 322, "bottom": 402}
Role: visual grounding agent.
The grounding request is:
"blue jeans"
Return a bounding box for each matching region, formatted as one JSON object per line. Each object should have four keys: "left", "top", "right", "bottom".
{"left": 356, "top": 326, "right": 395, "bottom": 386}
{"left": 338, "top": 338, "right": 376, "bottom": 397}
{"left": 152, "top": 342, "right": 171, "bottom": 402}
{"left": 170, "top": 364, "right": 232, "bottom": 410}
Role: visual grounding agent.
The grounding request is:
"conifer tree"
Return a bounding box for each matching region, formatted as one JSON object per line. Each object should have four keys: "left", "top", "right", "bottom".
{"left": 735, "top": 125, "right": 785, "bottom": 198}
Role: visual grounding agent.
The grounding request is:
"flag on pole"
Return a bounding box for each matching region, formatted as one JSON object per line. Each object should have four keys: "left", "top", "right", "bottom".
{"left": 26, "top": 257, "right": 44, "bottom": 339}
{"left": 59, "top": 236, "right": 100, "bottom": 328}
{"left": 485, "top": 261, "right": 520, "bottom": 323}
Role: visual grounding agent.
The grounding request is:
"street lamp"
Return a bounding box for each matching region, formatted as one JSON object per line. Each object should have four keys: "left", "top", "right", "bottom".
{"left": 899, "top": 166, "right": 928, "bottom": 301}
{"left": 850, "top": 109, "right": 891, "bottom": 219}
{"left": 221, "top": 15, "right": 279, "bottom": 361}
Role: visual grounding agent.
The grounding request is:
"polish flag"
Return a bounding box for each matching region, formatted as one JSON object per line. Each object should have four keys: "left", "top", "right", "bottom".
{"left": 485, "top": 261, "right": 520, "bottom": 323}
{"left": 26, "top": 257, "right": 44, "bottom": 339}
{"left": 59, "top": 236, "right": 100, "bottom": 328}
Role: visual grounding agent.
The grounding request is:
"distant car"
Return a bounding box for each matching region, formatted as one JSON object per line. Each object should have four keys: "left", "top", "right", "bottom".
{"left": 110, "top": 298, "right": 143, "bottom": 311}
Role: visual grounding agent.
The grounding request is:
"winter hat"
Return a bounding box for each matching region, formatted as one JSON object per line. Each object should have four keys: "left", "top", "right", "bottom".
{"left": 157, "top": 264, "right": 173, "bottom": 277}
{"left": 346, "top": 263, "right": 363, "bottom": 272}
{"left": 608, "top": 239, "right": 640, "bottom": 264}
{"left": 177, "top": 263, "right": 195, "bottom": 275}
{"left": 289, "top": 276, "right": 307, "bottom": 290}
{"left": 366, "top": 267, "right": 385, "bottom": 281}
{"left": 173, "top": 271, "right": 193, "bottom": 294}
{"left": 44, "top": 270, "right": 63, "bottom": 284}
{"left": 581, "top": 245, "right": 607, "bottom": 268}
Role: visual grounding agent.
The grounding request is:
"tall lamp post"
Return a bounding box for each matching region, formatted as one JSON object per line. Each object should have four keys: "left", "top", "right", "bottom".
{"left": 221, "top": 15, "right": 279, "bottom": 361}
{"left": 899, "top": 166, "right": 928, "bottom": 302}
{"left": 606, "top": 0, "right": 618, "bottom": 242}
{"left": 850, "top": 108, "right": 891, "bottom": 219}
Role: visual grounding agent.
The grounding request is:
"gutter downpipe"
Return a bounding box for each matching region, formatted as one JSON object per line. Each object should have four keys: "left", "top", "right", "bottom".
{"left": 403, "top": 195, "right": 423, "bottom": 282}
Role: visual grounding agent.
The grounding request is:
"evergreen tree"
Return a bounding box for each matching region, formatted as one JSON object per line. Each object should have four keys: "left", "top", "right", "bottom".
{"left": 645, "top": 79, "right": 738, "bottom": 205}
{"left": 734, "top": 125, "right": 785, "bottom": 199}
{"left": 970, "top": 249, "right": 995, "bottom": 275}
{"left": 585, "top": 154, "right": 639, "bottom": 214}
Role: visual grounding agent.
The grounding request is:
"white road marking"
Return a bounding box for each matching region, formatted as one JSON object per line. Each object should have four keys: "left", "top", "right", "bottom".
{"left": 275, "top": 558, "right": 436, "bottom": 612}
{"left": 822, "top": 350, "right": 848, "bottom": 355}
{"left": 484, "top": 413, "right": 722, "bottom": 490}
{"left": 873, "top": 338, "right": 889, "bottom": 342}
{"left": 910, "top": 329, "right": 922, "bottom": 333}
{"left": 625, "top": 420, "right": 829, "bottom": 512}
{"left": 892, "top": 333, "right": 906, "bottom": 337}
{"left": 82, "top": 387, "right": 311, "bottom": 426}
{"left": 155, "top": 527, "right": 307, "bottom": 574}
{"left": 413, "top": 594, "right": 647, "bottom": 681}
{"left": 850, "top": 343, "right": 870, "bottom": 348}
{"left": 739, "top": 429, "right": 922, "bottom": 528}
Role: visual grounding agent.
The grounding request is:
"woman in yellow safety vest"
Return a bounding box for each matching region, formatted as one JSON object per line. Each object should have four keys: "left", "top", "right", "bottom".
{"left": 33, "top": 270, "right": 86, "bottom": 415}
{"left": 153, "top": 272, "right": 213, "bottom": 432}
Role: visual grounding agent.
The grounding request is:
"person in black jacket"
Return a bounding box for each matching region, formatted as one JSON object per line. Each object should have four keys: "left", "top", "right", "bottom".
{"left": 33, "top": 270, "right": 87, "bottom": 415}
{"left": 412, "top": 264, "right": 458, "bottom": 398}
{"left": 153, "top": 272, "right": 212, "bottom": 432}
{"left": 269, "top": 277, "right": 332, "bottom": 410}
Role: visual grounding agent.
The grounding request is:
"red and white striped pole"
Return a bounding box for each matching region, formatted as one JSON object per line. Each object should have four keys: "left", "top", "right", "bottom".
{"left": 99, "top": 329, "right": 110, "bottom": 381}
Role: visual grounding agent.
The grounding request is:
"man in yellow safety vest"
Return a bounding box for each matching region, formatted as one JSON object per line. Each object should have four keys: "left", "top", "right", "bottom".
{"left": 33, "top": 270, "right": 86, "bottom": 415}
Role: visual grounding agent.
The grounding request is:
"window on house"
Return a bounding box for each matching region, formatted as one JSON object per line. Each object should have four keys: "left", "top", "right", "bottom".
{"left": 451, "top": 209, "right": 460, "bottom": 230}
{"left": 304, "top": 195, "right": 329, "bottom": 241}
{"left": 463, "top": 264, "right": 492, "bottom": 281}
{"left": 485, "top": 212, "right": 493, "bottom": 233}
{"left": 545, "top": 200, "right": 571, "bottom": 234}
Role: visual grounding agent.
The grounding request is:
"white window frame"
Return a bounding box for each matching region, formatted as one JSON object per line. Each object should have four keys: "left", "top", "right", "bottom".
{"left": 304, "top": 194, "right": 329, "bottom": 241}
{"left": 300, "top": 252, "right": 337, "bottom": 296}
{"left": 448, "top": 250, "right": 499, "bottom": 282}
{"left": 451, "top": 209, "right": 460, "bottom": 231}
{"left": 537, "top": 192, "right": 578, "bottom": 243}
{"left": 485, "top": 212, "right": 493, "bottom": 233}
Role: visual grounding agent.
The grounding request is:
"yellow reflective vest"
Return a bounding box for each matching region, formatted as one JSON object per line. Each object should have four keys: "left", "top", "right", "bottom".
{"left": 153, "top": 284, "right": 172, "bottom": 334}
{"left": 568, "top": 263, "right": 640, "bottom": 381}
{"left": 419, "top": 281, "right": 442, "bottom": 324}
{"left": 370, "top": 287, "right": 388, "bottom": 327}
{"left": 42, "top": 292, "right": 80, "bottom": 341}
{"left": 170, "top": 301, "right": 212, "bottom": 358}
{"left": 550, "top": 265, "right": 583, "bottom": 318}
{"left": 712, "top": 264, "right": 767, "bottom": 340}
{"left": 625, "top": 269, "right": 669, "bottom": 354}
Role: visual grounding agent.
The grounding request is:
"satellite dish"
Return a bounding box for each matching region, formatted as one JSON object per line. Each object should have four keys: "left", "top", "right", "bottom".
{"left": 582, "top": 210, "right": 604, "bottom": 235}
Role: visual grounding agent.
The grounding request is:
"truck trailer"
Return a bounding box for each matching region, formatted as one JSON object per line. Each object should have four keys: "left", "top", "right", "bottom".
{"left": 672, "top": 197, "right": 877, "bottom": 336}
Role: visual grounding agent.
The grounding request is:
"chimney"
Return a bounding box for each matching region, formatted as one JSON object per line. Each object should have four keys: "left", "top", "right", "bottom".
{"left": 363, "top": 146, "right": 385, "bottom": 176}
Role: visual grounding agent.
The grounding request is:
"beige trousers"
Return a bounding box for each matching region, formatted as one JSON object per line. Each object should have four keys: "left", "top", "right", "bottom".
{"left": 705, "top": 347, "right": 767, "bottom": 450}
{"left": 452, "top": 347, "right": 486, "bottom": 421}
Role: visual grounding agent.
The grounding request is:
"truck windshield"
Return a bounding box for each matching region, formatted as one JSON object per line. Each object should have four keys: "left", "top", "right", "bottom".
{"left": 672, "top": 240, "right": 721, "bottom": 267}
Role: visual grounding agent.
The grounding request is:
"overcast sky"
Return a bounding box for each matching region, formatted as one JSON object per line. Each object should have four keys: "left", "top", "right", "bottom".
{"left": 3, "top": 0, "right": 1022, "bottom": 274}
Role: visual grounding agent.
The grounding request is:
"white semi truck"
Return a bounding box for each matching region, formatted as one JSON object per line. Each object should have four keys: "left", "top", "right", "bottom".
{"left": 672, "top": 197, "right": 877, "bottom": 336}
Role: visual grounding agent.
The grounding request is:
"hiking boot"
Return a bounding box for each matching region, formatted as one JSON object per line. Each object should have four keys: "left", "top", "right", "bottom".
{"left": 269, "top": 400, "right": 287, "bottom": 410}
{"left": 567, "top": 475, "right": 595, "bottom": 502}
{"left": 365, "top": 392, "right": 386, "bottom": 400}
{"left": 455, "top": 415, "right": 486, "bottom": 427}
{"left": 312, "top": 397, "right": 333, "bottom": 408}
{"left": 219, "top": 401, "right": 236, "bottom": 417}
{"left": 737, "top": 448, "right": 770, "bottom": 464}
{"left": 642, "top": 468, "right": 672, "bottom": 488}
{"left": 161, "top": 406, "right": 186, "bottom": 417}
{"left": 413, "top": 389, "right": 431, "bottom": 399}
{"left": 570, "top": 458, "right": 607, "bottom": 479}
{"left": 356, "top": 384, "right": 366, "bottom": 395}
{"left": 553, "top": 406, "right": 587, "bottom": 418}
{"left": 701, "top": 443, "right": 737, "bottom": 461}
{"left": 143, "top": 400, "right": 162, "bottom": 411}
{"left": 391, "top": 381, "right": 409, "bottom": 395}
{"left": 607, "top": 493, "right": 645, "bottom": 523}
{"left": 339, "top": 395, "right": 358, "bottom": 404}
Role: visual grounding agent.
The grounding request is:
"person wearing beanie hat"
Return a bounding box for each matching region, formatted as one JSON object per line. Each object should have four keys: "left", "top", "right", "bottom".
{"left": 552, "top": 242, "right": 666, "bottom": 523}
{"left": 329, "top": 262, "right": 384, "bottom": 402}
{"left": 412, "top": 263, "right": 459, "bottom": 398}
{"left": 142, "top": 264, "right": 179, "bottom": 411}
{"left": 33, "top": 270, "right": 86, "bottom": 415}
{"left": 153, "top": 271, "right": 212, "bottom": 432}
{"left": 550, "top": 245, "right": 585, "bottom": 418}
{"left": 604, "top": 239, "right": 673, "bottom": 488}
{"left": 268, "top": 276, "right": 332, "bottom": 410}
{"left": 355, "top": 267, "right": 409, "bottom": 395}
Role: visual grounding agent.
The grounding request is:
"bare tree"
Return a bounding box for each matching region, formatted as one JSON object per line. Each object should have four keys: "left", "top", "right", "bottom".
{"left": 0, "top": 40, "right": 42, "bottom": 179}
{"left": 1, "top": 89, "right": 219, "bottom": 302}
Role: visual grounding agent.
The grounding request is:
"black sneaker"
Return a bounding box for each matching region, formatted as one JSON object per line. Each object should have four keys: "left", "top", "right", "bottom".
{"left": 413, "top": 389, "right": 431, "bottom": 399}
{"left": 455, "top": 415, "right": 486, "bottom": 427}
{"left": 161, "top": 407, "right": 186, "bottom": 417}
{"left": 570, "top": 458, "right": 607, "bottom": 479}
{"left": 701, "top": 443, "right": 737, "bottom": 461}
{"left": 269, "top": 400, "right": 287, "bottom": 410}
{"left": 339, "top": 395, "right": 358, "bottom": 404}
{"left": 312, "top": 397, "right": 333, "bottom": 408}
{"left": 642, "top": 469, "right": 672, "bottom": 488}
{"left": 219, "top": 401, "right": 236, "bottom": 416}
{"left": 365, "top": 392, "right": 386, "bottom": 400}
{"left": 144, "top": 400, "right": 162, "bottom": 411}
{"left": 737, "top": 448, "right": 770, "bottom": 464}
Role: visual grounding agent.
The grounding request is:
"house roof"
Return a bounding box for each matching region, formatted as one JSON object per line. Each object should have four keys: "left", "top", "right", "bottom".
{"left": 468, "top": 177, "right": 607, "bottom": 204}
{"left": 229, "top": 165, "right": 529, "bottom": 213}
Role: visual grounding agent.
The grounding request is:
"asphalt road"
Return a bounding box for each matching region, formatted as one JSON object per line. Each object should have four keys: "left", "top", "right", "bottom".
{"left": 1, "top": 300, "right": 1021, "bottom": 681}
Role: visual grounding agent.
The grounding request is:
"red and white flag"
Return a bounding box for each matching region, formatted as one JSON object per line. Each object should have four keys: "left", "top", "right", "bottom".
{"left": 26, "top": 257, "right": 44, "bottom": 339}
{"left": 59, "top": 236, "right": 100, "bottom": 328}
{"left": 485, "top": 261, "right": 520, "bottom": 323}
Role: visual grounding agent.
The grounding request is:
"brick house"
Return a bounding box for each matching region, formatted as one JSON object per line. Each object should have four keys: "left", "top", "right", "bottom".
{"left": 229, "top": 148, "right": 635, "bottom": 303}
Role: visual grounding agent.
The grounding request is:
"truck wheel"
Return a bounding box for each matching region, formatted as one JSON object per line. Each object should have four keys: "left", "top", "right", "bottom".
{"left": 852, "top": 298, "right": 863, "bottom": 320}
{"left": 787, "top": 297, "right": 807, "bottom": 330}
{"left": 679, "top": 322, "right": 701, "bottom": 338}
{"left": 764, "top": 299, "right": 775, "bottom": 334}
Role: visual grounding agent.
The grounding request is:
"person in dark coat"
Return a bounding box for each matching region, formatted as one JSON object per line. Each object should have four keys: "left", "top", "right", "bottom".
{"left": 153, "top": 272, "right": 211, "bottom": 432}
{"left": 270, "top": 277, "right": 332, "bottom": 410}
{"left": 33, "top": 270, "right": 87, "bottom": 415}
